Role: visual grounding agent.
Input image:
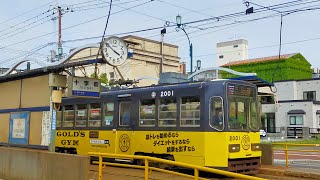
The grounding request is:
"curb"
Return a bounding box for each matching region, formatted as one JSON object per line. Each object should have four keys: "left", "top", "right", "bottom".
{"left": 259, "top": 168, "right": 320, "bottom": 180}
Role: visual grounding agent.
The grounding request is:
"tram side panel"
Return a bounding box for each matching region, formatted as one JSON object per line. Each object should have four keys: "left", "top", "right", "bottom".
{"left": 130, "top": 131, "right": 206, "bottom": 166}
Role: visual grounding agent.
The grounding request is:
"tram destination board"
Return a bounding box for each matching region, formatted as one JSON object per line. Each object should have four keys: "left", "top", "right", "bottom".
{"left": 228, "top": 84, "right": 254, "bottom": 97}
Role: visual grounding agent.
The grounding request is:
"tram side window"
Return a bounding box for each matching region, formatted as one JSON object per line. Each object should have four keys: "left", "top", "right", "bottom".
{"left": 63, "top": 105, "right": 74, "bottom": 127}
{"left": 119, "top": 102, "right": 132, "bottom": 126}
{"left": 180, "top": 96, "right": 200, "bottom": 127}
{"left": 210, "top": 97, "right": 224, "bottom": 130}
{"left": 89, "top": 103, "right": 101, "bottom": 127}
{"left": 249, "top": 101, "right": 259, "bottom": 130}
{"left": 56, "top": 105, "right": 62, "bottom": 128}
{"left": 139, "top": 99, "right": 156, "bottom": 126}
{"left": 76, "top": 104, "right": 88, "bottom": 127}
{"left": 159, "top": 97, "right": 177, "bottom": 127}
{"left": 103, "top": 102, "right": 114, "bottom": 126}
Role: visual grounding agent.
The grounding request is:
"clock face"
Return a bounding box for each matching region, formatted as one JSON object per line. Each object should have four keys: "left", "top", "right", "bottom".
{"left": 101, "top": 36, "right": 128, "bottom": 66}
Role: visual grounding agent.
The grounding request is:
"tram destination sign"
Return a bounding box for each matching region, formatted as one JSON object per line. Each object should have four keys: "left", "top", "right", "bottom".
{"left": 228, "top": 84, "right": 254, "bottom": 97}
{"left": 67, "top": 76, "right": 101, "bottom": 98}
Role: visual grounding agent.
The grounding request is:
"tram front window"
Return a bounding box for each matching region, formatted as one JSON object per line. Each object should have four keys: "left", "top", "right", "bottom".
{"left": 227, "top": 84, "right": 259, "bottom": 131}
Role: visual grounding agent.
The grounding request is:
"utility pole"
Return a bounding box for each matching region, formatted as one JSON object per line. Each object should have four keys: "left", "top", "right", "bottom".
{"left": 58, "top": 6, "right": 62, "bottom": 59}
{"left": 48, "top": 5, "right": 72, "bottom": 62}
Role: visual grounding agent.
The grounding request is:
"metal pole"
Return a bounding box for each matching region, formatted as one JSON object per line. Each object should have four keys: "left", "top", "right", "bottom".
{"left": 58, "top": 6, "right": 62, "bottom": 50}
{"left": 49, "top": 87, "right": 57, "bottom": 152}
{"left": 190, "top": 43, "right": 193, "bottom": 75}
{"left": 144, "top": 159, "right": 149, "bottom": 180}
{"left": 160, "top": 33, "right": 164, "bottom": 75}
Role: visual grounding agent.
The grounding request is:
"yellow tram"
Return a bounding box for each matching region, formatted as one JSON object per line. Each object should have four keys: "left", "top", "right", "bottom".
{"left": 55, "top": 79, "right": 261, "bottom": 173}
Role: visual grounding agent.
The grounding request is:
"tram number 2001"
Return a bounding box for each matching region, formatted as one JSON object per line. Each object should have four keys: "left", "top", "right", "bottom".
{"left": 161, "top": 90, "right": 174, "bottom": 97}
{"left": 229, "top": 136, "right": 240, "bottom": 141}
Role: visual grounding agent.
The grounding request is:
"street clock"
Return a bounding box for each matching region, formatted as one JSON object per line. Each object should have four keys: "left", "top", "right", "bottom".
{"left": 101, "top": 36, "right": 128, "bottom": 66}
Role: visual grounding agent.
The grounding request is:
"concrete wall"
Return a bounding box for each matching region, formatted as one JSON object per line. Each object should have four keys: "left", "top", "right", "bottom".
{"left": 276, "top": 101, "right": 317, "bottom": 128}
{"left": 260, "top": 144, "right": 273, "bottom": 165}
{"left": 216, "top": 39, "right": 248, "bottom": 66}
{"left": 274, "top": 81, "right": 297, "bottom": 100}
{"left": 0, "top": 147, "right": 89, "bottom": 180}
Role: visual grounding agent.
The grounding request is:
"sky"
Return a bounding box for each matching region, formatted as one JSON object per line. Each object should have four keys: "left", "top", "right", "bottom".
{"left": 0, "top": 0, "right": 320, "bottom": 71}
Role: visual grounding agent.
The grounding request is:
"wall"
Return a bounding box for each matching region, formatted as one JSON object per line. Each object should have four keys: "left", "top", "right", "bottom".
{"left": 0, "top": 147, "right": 89, "bottom": 180}
{"left": 295, "top": 79, "right": 320, "bottom": 101}
{"left": 216, "top": 39, "right": 248, "bottom": 66}
{"left": 274, "top": 81, "right": 297, "bottom": 100}
{"left": 0, "top": 75, "right": 50, "bottom": 145}
{"left": 276, "top": 101, "right": 315, "bottom": 128}
{"left": 0, "top": 113, "right": 9, "bottom": 143}
{"left": 0, "top": 80, "right": 21, "bottom": 109}
{"left": 21, "top": 75, "right": 50, "bottom": 108}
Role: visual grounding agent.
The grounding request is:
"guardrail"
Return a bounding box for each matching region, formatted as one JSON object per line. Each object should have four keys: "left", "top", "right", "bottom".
{"left": 88, "top": 152, "right": 264, "bottom": 180}
{"left": 273, "top": 143, "right": 320, "bottom": 167}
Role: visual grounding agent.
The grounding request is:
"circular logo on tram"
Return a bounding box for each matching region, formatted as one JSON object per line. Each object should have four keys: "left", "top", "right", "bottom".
{"left": 241, "top": 135, "right": 251, "bottom": 150}
{"left": 119, "top": 134, "right": 130, "bottom": 152}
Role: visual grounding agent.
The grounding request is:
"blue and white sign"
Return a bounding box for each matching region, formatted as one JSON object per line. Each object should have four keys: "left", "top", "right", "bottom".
{"left": 52, "top": 110, "right": 56, "bottom": 130}
{"left": 9, "top": 112, "right": 30, "bottom": 144}
{"left": 68, "top": 76, "right": 101, "bottom": 97}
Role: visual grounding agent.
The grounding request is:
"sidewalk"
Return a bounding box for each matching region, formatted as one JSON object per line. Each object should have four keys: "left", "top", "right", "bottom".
{"left": 260, "top": 165, "right": 320, "bottom": 180}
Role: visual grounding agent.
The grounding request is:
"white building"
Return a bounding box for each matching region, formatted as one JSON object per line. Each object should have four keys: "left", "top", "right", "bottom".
{"left": 262, "top": 77, "right": 320, "bottom": 137}
{"left": 216, "top": 39, "right": 248, "bottom": 67}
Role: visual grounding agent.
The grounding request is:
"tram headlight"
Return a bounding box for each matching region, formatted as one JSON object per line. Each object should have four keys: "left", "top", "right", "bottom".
{"left": 251, "top": 143, "right": 261, "bottom": 151}
{"left": 229, "top": 144, "right": 240, "bottom": 153}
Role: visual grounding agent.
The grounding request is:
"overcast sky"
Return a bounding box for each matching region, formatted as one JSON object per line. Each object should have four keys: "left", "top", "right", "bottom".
{"left": 0, "top": 0, "right": 320, "bottom": 71}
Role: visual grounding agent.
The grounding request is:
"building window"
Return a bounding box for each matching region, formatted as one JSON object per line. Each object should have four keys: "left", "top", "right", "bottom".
{"left": 109, "top": 72, "right": 115, "bottom": 80}
{"left": 159, "top": 97, "right": 177, "bottom": 127}
{"left": 219, "top": 55, "right": 224, "bottom": 59}
{"left": 303, "top": 91, "right": 316, "bottom": 100}
{"left": 180, "top": 96, "right": 200, "bottom": 127}
{"left": 261, "top": 96, "right": 274, "bottom": 104}
{"left": 139, "top": 99, "right": 156, "bottom": 127}
{"left": 233, "top": 45, "right": 238, "bottom": 48}
{"left": 289, "top": 115, "right": 304, "bottom": 125}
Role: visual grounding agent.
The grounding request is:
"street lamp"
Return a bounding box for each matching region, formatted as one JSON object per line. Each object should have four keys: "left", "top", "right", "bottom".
{"left": 196, "top": 59, "right": 201, "bottom": 70}
{"left": 175, "top": 14, "right": 193, "bottom": 75}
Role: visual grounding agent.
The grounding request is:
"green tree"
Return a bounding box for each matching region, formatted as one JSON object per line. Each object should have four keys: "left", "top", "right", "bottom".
{"left": 90, "top": 73, "right": 108, "bottom": 84}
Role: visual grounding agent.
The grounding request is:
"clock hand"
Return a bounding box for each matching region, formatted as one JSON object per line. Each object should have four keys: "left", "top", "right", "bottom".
{"left": 106, "top": 43, "right": 120, "bottom": 56}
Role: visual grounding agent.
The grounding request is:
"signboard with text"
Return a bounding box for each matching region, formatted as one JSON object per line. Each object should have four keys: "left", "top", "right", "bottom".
{"left": 9, "top": 112, "right": 30, "bottom": 144}
{"left": 67, "top": 76, "right": 101, "bottom": 97}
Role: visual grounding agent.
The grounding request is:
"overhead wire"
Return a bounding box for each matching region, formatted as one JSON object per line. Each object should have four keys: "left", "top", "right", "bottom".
{"left": 0, "top": 0, "right": 155, "bottom": 51}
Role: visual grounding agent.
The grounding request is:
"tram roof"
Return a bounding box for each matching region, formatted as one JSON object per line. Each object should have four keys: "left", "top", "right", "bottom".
{"left": 227, "top": 76, "right": 273, "bottom": 87}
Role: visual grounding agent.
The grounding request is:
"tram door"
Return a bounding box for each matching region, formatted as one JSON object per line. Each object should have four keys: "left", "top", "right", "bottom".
{"left": 115, "top": 99, "right": 133, "bottom": 155}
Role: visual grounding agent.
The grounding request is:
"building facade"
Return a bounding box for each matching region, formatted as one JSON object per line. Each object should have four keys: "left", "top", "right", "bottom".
{"left": 262, "top": 78, "right": 320, "bottom": 137}
{"left": 216, "top": 39, "right": 248, "bottom": 67}
{"left": 221, "top": 53, "right": 312, "bottom": 82}
{"left": 70, "top": 35, "right": 182, "bottom": 86}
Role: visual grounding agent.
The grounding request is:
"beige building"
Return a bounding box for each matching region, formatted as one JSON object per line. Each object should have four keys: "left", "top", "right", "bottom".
{"left": 70, "top": 35, "right": 182, "bottom": 86}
